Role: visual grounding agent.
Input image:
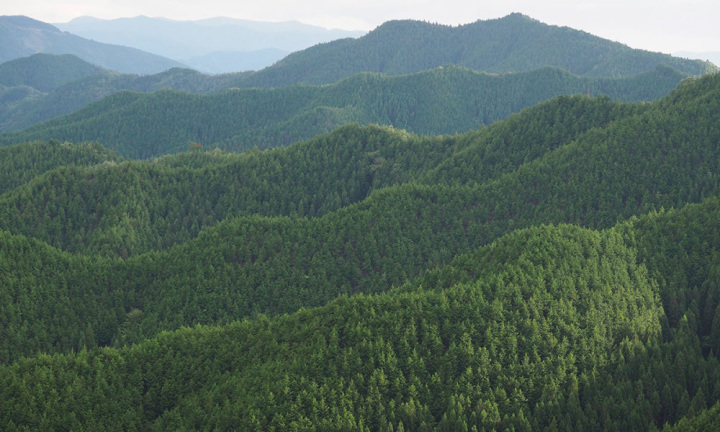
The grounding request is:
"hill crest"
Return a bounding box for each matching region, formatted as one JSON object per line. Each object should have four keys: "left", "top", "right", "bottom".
{"left": 243, "top": 13, "right": 716, "bottom": 88}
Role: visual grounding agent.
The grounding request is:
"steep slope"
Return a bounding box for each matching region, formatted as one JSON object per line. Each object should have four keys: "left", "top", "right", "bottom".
{"left": 0, "top": 65, "right": 688, "bottom": 157}
{"left": 0, "top": 15, "right": 185, "bottom": 74}
{"left": 3, "top": 71, "right": 718, "bottom": 260}
{"left": 241, "top": 13, "right": 716, "bottom": 88}
{"left": 5, "top": 198, "right": 720, "bottom": 429}
{"left": 0, "top": 125, "right": 432, "bottom": 256}
{"left": 4, "top": 197, "right": 720, "bottom": 430}
{"left": 121, "top": 70, "right": 718, "bottom": 337}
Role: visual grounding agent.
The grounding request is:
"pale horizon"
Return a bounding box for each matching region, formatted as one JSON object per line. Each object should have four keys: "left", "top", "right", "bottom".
{"left": 3, "top": 0, "right": 719, "bottom": 55}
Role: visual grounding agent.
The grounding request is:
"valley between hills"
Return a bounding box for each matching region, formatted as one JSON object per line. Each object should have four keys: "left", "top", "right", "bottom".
{"left": 1, "top": 12, "right": 720, "bottom": 431}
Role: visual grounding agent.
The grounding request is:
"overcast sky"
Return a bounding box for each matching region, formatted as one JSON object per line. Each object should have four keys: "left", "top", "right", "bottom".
{"left": 4, "top": 0, "right": 719, "bottom": 54}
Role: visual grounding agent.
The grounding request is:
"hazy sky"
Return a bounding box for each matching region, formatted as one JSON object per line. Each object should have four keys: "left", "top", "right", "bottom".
{"left": 4, "top": 0, "right": 719, "bottom": 54}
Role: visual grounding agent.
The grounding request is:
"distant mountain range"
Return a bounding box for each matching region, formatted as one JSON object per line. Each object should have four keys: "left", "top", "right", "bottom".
{"left": 54, "top": 16, "right": 366, "bottom": 74}
{"left": 1, "top": 13, "right": 717, "bottom": 154}
{"left": 0, "top": 15, "right": 184, "bottom": 74}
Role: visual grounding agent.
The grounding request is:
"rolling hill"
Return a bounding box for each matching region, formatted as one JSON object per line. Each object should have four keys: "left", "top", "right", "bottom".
{"left": 1, "top": 28, "right": 720, "bottom": 431}
{"left": 0, "top": 73, "right": 718, "bottom": 347}
{"left": 0, "top": 64, "right": 692, "bottom": 158}
{"left": 2, "top": 188, "right": 720, "bottom": 430}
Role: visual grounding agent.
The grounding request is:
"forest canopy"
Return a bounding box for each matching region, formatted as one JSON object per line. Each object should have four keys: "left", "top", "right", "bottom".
{"left": 1, "top": 53, "right": 719, "bottom": 431}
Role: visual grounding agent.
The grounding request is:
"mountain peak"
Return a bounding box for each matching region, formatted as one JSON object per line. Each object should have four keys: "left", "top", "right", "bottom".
{"left": 502, "top": 12, "right": 535, "bottom": 20}
{"left": 244, "top": 14, "right": 715, "bottom": 87}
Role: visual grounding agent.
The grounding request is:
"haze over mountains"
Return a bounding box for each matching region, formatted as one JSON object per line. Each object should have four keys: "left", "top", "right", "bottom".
{"left": 3, "top": 6, "right": 720, "bottom": 430}
{"left": 0, "top": 15, "right": 184, "bottom": 74}
{"left": 0, "top": 13, "right": 715, "bottom": 157}
{"left": 54, "top": 16, "right": 367, "bottom": 74}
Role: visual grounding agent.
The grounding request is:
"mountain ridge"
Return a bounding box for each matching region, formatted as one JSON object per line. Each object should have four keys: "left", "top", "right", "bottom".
{"left": 0, "top": 15, "right": 185, "bottom": 74}
{"left": 239, "top": 13, "right": 717, "bottom": 88}
{"left": 1, "top": 68, "right": 720, "bottom": 430}
{"left": 2, "top": 14, "right": 720, "bottom": 431}
{"left": 0, "top": 53, "right": 108, "bottom": 93}
{"left": 0, "top": 64, "right": 693, "bottom": 157}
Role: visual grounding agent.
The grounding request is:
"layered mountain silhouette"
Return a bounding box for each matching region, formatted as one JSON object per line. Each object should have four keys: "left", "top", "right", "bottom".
{"left": 54, "top": 15, "right": 366, "bottom": 73}
{"left": 0, "top": 54, "right": 255, "bottom": 132}
{"left": 1, "top": 72, "right": 720, "bottom": 430}
{"left": 0, "top": 15, "right": 185, "bottom": 74}
{"left": 0, "top": 64, "right": 692, "bottom": 157}
{"left": 1, "top": 13, "right": 715, "bottom": 140}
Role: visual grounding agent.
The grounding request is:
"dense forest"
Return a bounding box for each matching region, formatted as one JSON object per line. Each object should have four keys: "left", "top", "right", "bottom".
{"left": 1, "top": 69, "right": 720, "bottom": 430}
{"left": 0, "top": 55, "right": 251, "bottom": 132}
{"left": 240, "top": 13, "right": 716, "bottom": 88}
{"left": 0, "top": 53, "right": 107, "bottom": 93}
{"left": 0, "top": 64, "right": 692, "bottom": 158}
{"left": 2, "top": 12, "right": 716, "bottom": 144}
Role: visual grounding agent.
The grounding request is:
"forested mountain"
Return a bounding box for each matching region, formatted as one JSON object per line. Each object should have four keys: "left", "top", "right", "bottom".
{"left": 1, "top": 14, "right": 713, "bottom": 141}
{"left": 0, "top": 53, "right": 107, "bottom": 92}
{"left": 54, "top": 16, "right": 365, "bottom": 74}
{"left": 0, "top": 140, "right": 121, "bottom": 194}
{"left": 0, "top": 93, "right": 638, "bottom": 258}
{"left": 0, "top": 15, "right": 185, "bottom": 74}
{"left": 0, "top": 72, "right": 718, "bottom": 350}
{"left": 2, "top": 196, "right": 720, "bottom": 430}
{"left": 0, "top": 64, "right": 690, "bottom": 158}
{"left": 1, "top": 52, "right": 720, "bottom": 430}
{"left": 239, "top": 13, "right": 717, "bottom": 88}
{"left": 0, "top": 59, "right": 252, "bottom": 132}
{"left": 0, "top": 54, "right": 114, "bottom": 131}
